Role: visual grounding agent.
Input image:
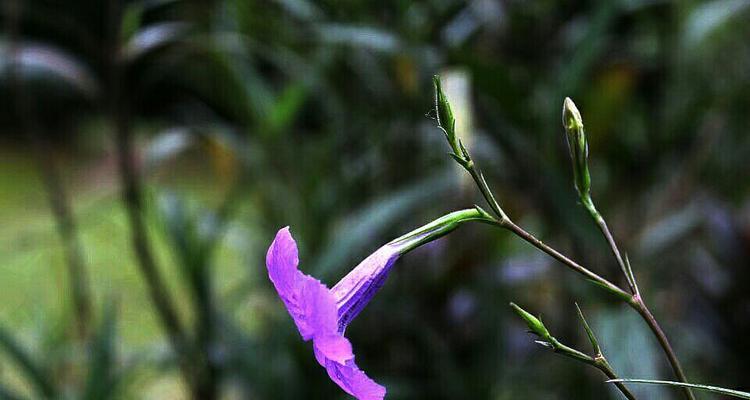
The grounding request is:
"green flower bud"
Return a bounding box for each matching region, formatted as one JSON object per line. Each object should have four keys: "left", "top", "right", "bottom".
{"left": 510, "top": 303, "right": 551, "bottom": 340}
{"left": 433, "top": 75, "right": 460, "bottom": 157}
{"left": 562, "top": 97, "right": 591, "bottom": 199}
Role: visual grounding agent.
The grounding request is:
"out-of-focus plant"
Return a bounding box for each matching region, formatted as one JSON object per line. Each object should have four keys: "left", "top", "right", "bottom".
{"left": 0, "top": 2, "right": 131, "bottom": 399}
{"left": 0, "top": 303, "right": 130, "bottom": 400}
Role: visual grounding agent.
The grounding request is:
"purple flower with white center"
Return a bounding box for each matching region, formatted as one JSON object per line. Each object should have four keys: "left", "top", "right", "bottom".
{"left": 266, "top": 209, "right": 491, "bottom": 399}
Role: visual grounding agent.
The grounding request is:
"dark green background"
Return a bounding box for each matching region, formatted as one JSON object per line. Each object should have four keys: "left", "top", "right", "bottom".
{"left": 1, "top": 0, "right": 749, "bottom": 398}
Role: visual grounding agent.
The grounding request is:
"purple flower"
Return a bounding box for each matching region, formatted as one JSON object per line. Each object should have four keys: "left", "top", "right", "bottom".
{"left": 265, "top": 209, "right": 491, "bottom": 399}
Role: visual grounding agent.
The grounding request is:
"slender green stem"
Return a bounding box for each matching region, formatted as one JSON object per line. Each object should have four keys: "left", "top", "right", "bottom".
{"left": 595, "top": 357, "right": 638, "bottom": 400}
{"left": 552, "top": 341, "right": 637, "bottom": 400}
{"left": 582, "top": 196, "right": 637, "bottom": 295}
{"left": 501, "top": 220, "right": 631, "bottom": 300}
{"left": 462, "top": 152, "right": 694, "bottom": 400}
{"left": 458, "top": 159, "right": 629, "bottom": 299}
{"left": 465, "top": 162, "right": 508, "bottom": 222}
{"left": 581, "top": 197, "right": 693, "bottom": 400}
{"left": 630, "top": 297, "right": 695, "bottom": 400}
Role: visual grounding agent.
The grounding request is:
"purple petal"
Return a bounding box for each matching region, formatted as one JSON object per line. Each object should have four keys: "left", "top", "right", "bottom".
{"left": 266, "top": 227, "right": 387, "bottom": 400}
{"left": 330, "top": 245, "right": 401, "bottom": 331}
{"left": 267, "top": 227, "right": 339, "bottom": 340}
{"left": 314, "top": 347, "right": 386, "bottom": 400}
{"left": 313, "top": 333, "right": 353, "bottom": 364}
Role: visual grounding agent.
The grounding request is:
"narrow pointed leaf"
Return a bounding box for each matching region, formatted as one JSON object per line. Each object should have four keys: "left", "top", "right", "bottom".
{"left": 0, "top": 326, "right": 55, "bottom": 398}
{"left": 83, "top": 303, "right": 120, "bottom": 400}
{"left": 575, "top": 303, "right": 601, "bottom": 355}
{"left": 608, "top": 379, "right": 750, "bottom": 399}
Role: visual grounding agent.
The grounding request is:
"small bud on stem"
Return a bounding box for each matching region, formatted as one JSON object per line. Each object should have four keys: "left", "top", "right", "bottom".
{"left": 510, "top": 303, "right": 551, "bottom": 341}
{"left": 433, "top": 75, "right": 461, "bottom": 158}
{"left": 562, "top": 97, "right": 591, "bottom": 199}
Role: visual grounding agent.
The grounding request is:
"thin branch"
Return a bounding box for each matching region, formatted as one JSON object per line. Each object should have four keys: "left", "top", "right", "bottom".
{"left": 631, "top": 298, "right": 694, "bottom": 400}
{"left": 501, "top": 220, "right": 631, "bottom": 300}
{"left": 581, "top": 197, "right": 637, "bottom": 295}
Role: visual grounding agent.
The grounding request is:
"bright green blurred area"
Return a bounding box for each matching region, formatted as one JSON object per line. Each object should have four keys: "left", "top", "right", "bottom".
{"left": 1, "top": 0, "right": 750, "bottom": 399}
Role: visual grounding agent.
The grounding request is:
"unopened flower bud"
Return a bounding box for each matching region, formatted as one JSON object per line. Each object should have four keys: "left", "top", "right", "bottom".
{"left": 433, "top": 75, "right": 460, "bottom": 157}
{"left": 510, "top": 303, "right": 551, "bottom": 340}
{"left": 562, "top": 97, "right": 591, "bottom": 198}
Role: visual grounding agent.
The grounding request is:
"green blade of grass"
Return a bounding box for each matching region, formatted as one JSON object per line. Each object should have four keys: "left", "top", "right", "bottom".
{"left": 608, "top": 379, "right": 750, "bottom": 399}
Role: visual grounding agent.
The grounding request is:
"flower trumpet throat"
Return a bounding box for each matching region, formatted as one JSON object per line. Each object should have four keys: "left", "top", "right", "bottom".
{"left": 265, "top": 209, "right": 489, "bottom": 400}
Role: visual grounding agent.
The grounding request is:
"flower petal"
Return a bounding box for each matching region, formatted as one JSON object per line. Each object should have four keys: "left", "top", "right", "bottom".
{"left": 267, "top": 227, "right": 338, "bottom": 340}
{"left": 267, "top": 227, "right": 386, "bottom": 400}
{"left": 313, "top": 333, "right": 353, "bottom": 365}
{"left": 319, "top": 353, "right": 386, "bottom": 400}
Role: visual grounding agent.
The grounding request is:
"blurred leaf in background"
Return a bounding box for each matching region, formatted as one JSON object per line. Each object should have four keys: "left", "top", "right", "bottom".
{"left": 1, "top": 0, "right": 749, "bottom": 399}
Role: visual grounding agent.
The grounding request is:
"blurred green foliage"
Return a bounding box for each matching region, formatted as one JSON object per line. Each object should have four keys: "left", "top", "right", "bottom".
{"left": 1, "top": 0, "right": 750, "bottom": 399}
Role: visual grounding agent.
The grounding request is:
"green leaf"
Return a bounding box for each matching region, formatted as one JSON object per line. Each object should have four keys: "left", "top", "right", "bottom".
{"left": 575, "top": 303, "right": 601, "bottom": 355}
{"left": 0, "top": 41, "right": 98, "bottom": 98}
{"left": 316, "top": 24, "right": 401, "bottom": 53}
{"left": 265, "top": 82, "right": 308, "bottom": 136}
{"left": 0, "top": 326, "right": 55, "bottom": 399}
{"left": 83, "top": 302, "right": 120, "bottom": 400}
{"left": 122, "top": 22, "right": 188, "bottom": 62}
{"left": 608, "top": 379, "right": 750, "bottom": 399}
{"left": 684, "top": 0, "right": 750, "bottom": 48}
{"left": 0, "top": 383, "right": 26, "bottom": 400}
{"left": 120, "top": 2, "right": 145, "bottom": 42}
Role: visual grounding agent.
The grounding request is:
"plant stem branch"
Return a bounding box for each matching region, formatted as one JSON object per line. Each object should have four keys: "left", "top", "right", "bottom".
{"left": 501, "top": 220, "right": 631, "bottom": 300}
{"left": 631, "top": 297, "right": 695, "bottom": 400}
{"left": 582, "top": 196, "right": 637, "bottom": 295}
{"left": 581, "top": 196, "right": 693, "bottom": 400}
{"left": 458, "top": 159, "right": 629, "bottom": 299}
{"left": 461, "top": 154, "right": 694, "bottom": 400}
{"left": 507, "top": 213, "right": 694, "bottom": 400}
{"left": 465, "top": 161, "right": 508, "bottom": 222}
{"left": 595, "top": 358, "right": 638, "bottom": 400}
